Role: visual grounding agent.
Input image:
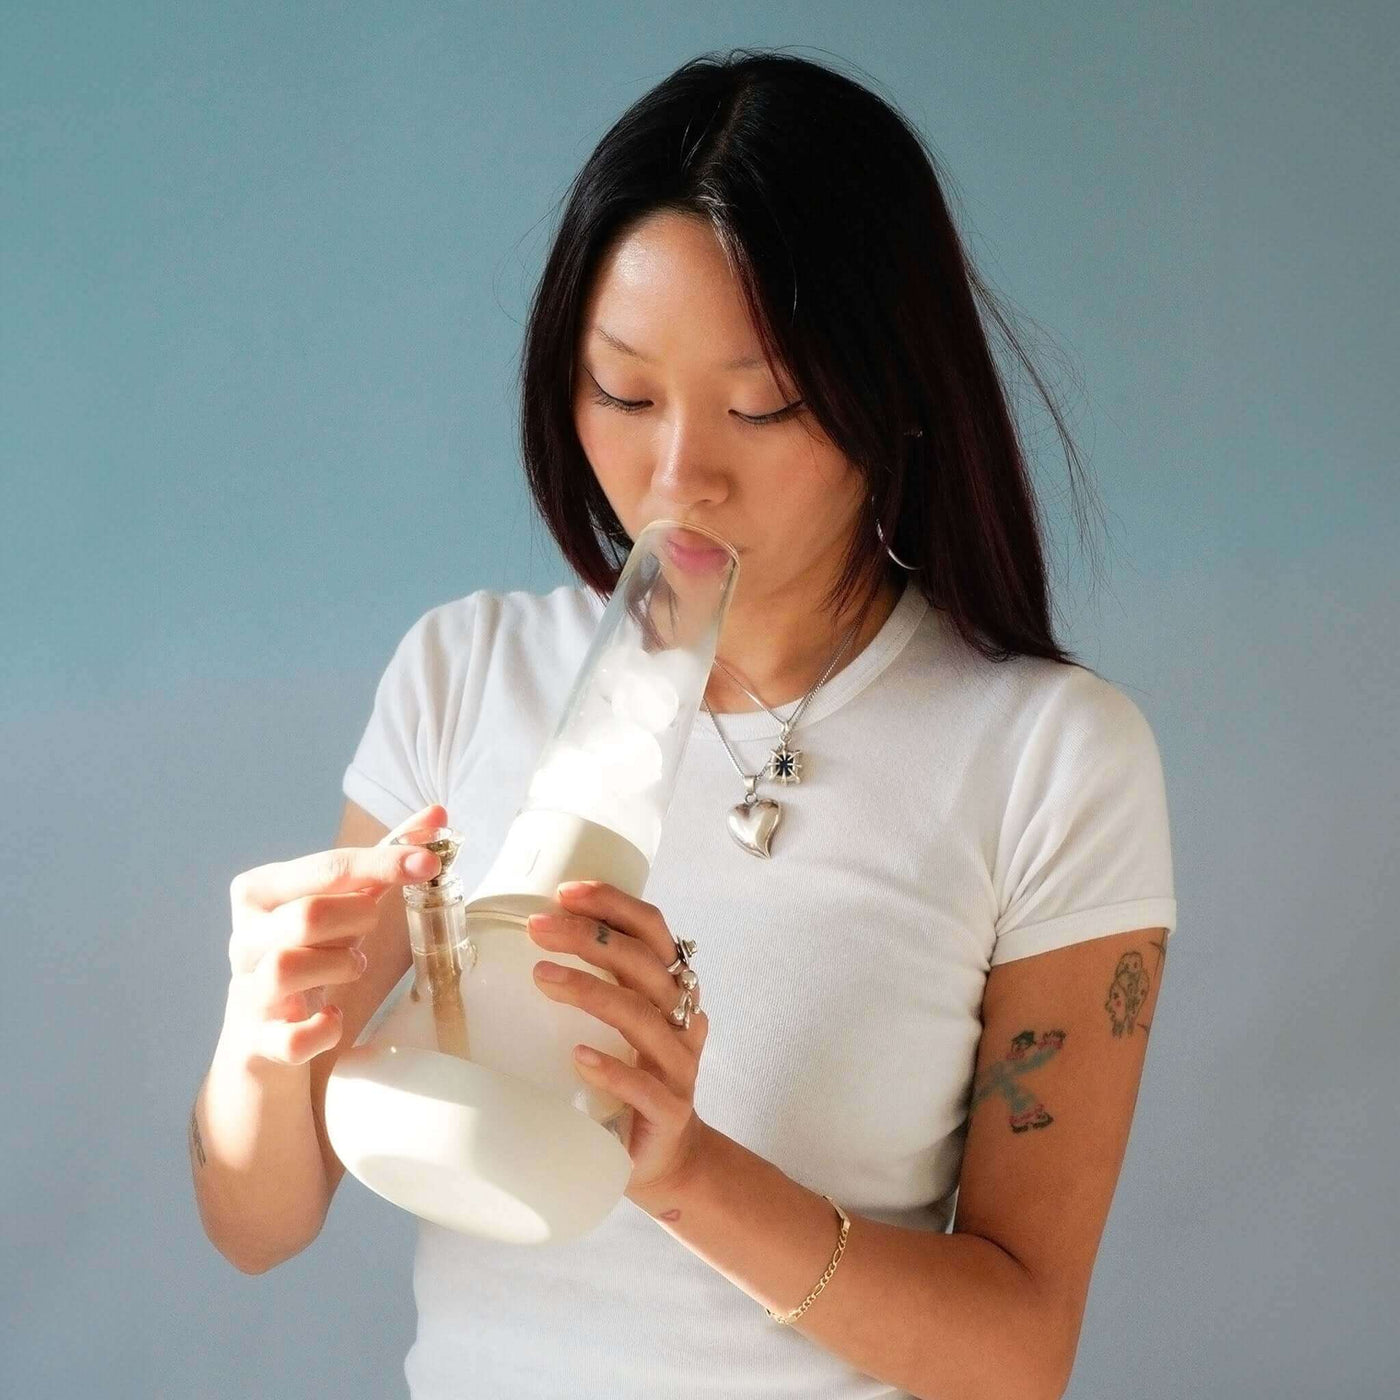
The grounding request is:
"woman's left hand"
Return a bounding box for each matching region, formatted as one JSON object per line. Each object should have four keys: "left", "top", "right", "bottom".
{"left": 527, "top": 880, "right": 711, "bottom": 1200}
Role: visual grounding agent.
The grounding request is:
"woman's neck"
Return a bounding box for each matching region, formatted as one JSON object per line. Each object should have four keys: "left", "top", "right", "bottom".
{"left": 703, "top": 571, "right": 905, "bottom": 715}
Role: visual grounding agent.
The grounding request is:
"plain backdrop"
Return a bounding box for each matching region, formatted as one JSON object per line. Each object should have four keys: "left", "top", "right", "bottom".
{"left": 2, "top": 2, "right": 1395, "bottom": 1397}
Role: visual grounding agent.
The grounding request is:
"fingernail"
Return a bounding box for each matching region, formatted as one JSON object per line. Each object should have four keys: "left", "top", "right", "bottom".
{"left": 352, "top": 948, "right": 368, "bottom": 972}
{"left": 534, "top": 961, "right": 567, "bottom": 982}
{"left": 557, "top": 880, "right": 598, "bottom": 897}
{"left": 405, "top": 851, "right": 440, "bottom": 878}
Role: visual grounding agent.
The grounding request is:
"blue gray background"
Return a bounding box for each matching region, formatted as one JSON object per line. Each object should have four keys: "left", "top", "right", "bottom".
{"left": 3, "top": 2, "right": 1395, "bottom": 1396}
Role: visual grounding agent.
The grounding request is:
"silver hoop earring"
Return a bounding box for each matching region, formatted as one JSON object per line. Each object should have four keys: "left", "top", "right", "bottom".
{"left": 881, "top": 427, "right": 924, "bottom": 571}
{"left": 875, "top": 518, "right": 918, "bottom": 572}
{"left": 870, "top": 490, "right": 918, "bottom": 572}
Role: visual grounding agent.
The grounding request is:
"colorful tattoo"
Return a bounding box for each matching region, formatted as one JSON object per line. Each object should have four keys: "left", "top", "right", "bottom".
{"left": 971, "top": 1029, "right": 1066, "bottom": 1132}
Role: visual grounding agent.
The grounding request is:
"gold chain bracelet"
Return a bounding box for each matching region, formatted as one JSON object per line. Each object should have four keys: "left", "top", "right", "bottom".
{"left": 765, "top": 1195, "right": 851, "bottom": 1326}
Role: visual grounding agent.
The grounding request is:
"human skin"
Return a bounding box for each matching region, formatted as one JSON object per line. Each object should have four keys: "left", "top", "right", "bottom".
{"left": 571, "top": 209, "right": 901, "bottom": 714}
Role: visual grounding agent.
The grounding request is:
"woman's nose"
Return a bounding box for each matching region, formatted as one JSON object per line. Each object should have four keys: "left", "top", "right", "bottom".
{"left": 650, "top": 414, "right": 729, "bottom": 505}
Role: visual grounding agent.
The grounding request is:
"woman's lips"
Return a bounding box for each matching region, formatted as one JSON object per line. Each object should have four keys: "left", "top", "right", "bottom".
{"left": 663, "top": 535, "right": 733, "bottom": 573}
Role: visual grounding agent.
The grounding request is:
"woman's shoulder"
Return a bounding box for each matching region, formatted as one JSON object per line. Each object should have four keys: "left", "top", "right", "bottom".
{"left": 921, "top": 601, "right": 1155, "bottom": 738}
{"left": 920, "top": 613, "right": 1162, "bottom": 779}
{"left": 981, "top": 650, "right": 1165, "bottom": 789}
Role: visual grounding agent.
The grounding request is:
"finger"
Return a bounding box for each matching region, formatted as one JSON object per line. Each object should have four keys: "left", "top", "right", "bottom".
{"left": 532, "top": 961, "right": 700, "bottom": 1094}
{"left": 232, "top": 804, "right": 447, "bottom": 913}
{"left": 554, "top": 882, "right": 681, "bottom": 970}
{"left": 570, "top": 1045, "right": 690, "bottom": 1128}
{"left": 264, "top": 887, "right": 384, "bottom": 951}
{"left": 255, "top": 943, "right": 366, "bottom": 1010}
{"left": 364, "top": 803, "right": 452, "bottom": 901}
{"left": 229, "top": 888, "right": 380, "bottom": 975}
{"left": 527, "top": 911, "right": 687, "bottom": 1018}
{"left": 256, "top": 1004, "right": 344, "bottom": 1067}
{"left": 382, "top": 804, "right": 450, "bottom": 846}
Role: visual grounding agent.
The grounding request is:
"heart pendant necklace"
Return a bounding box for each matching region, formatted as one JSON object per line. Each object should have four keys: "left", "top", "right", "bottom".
{"left": 702, "top": 618, "right": 860, "bottom": 858}
{"left": 726, "top": 774, "right": 784, "bottom": 859}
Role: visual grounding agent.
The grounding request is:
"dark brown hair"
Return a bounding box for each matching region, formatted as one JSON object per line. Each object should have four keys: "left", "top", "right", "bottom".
{"left": 518, "top": 48, "right": 1104, "bottom": 667}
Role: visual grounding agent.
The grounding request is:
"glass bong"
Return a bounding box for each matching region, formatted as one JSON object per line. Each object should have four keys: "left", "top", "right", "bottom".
{"left": 324, "top": 520, "right": 739, "bottom": 1245}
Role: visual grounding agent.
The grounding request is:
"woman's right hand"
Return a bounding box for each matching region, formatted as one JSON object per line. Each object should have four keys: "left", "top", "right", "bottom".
{"left": 222, "top": 803, "right": 447, "bottom": 1067}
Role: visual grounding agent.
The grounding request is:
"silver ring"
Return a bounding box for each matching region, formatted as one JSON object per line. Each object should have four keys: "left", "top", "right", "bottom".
{"left": 667, "top": 937, "right": 699, "bottom": 1029}
{"left": 665, "top": 936, "right": 697, "bottom": 973}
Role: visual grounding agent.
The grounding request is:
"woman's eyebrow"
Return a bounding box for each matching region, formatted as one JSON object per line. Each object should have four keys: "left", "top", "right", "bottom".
{"left": 592, "top": 325, "right": 766, "bottom": 372}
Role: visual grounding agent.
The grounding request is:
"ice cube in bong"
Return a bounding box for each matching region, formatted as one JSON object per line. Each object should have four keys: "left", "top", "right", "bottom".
{"left": 579, "top": 714, "right": 665, "bottom": 794}
{"left": 610, "top": 663, "right": 680, "bottom": 731}
{"left": 526, "top": 743, "right": 606, "bottom": 810}
{"left": 646, "top": 647, "right": 708, "bottom": 707}
{"left": 601, "top": 635, "right": 703, "bottom": 732}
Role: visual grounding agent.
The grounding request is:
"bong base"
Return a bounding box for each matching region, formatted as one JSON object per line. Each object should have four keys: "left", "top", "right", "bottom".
{"left": 325, "top": 1042, "right": 634, "bottom": 1245}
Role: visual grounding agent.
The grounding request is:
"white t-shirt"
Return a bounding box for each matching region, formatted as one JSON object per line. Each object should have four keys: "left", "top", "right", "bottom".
{"left": 341, "top": 578, "right": 1178, "bottom": 1400}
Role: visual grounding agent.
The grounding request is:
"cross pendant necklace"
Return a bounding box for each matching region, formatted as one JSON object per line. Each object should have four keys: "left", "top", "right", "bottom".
{"left": 766, "top": 723, "right": 803, "bottom": 784}
{"left": 710, "top": 655, "right": 817, "bottom": 787}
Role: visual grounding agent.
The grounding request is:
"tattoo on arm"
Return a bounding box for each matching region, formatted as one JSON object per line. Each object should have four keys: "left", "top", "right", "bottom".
{"left": 1106, "top": 936, "right": 1166, "bottom": 1037}
{"left": 189, "top": 1103, "right": 207, "bottom": 1169}
{"left": 1140, "top": 935, "right": 1167, "bottom": 1034}
{"left": 970, "top": 1029, "right": 1066, "bottom": 1133}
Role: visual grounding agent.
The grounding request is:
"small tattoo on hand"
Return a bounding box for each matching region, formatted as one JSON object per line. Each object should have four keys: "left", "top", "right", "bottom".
{"left": 971, "top": 1029, "right": 1066, "bottom": 1133}
{"left": 595, "top": 922, "right": 611, "bottom": 945}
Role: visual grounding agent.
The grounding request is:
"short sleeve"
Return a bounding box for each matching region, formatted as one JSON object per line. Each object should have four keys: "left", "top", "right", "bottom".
{"left": 341, "top": 604, "right": 458, "bottom": 830}
{"left": 991, "top": 671, "right": 1178, "bottom": 966}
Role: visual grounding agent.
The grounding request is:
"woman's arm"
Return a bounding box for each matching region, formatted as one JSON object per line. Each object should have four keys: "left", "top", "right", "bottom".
{"left": 629, "top": 924, "right": 1169, "bottom": 1400}
{"left": 632, "top": 1125, "right": 1047, "bottom": 1399}
{"left": 192, "top": 799, "right": 423, "bottom": 1273}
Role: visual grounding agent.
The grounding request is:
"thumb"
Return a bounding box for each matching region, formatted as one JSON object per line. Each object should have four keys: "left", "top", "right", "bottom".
{"left": 378, "top": 803, "right": 449, "bottom": 848}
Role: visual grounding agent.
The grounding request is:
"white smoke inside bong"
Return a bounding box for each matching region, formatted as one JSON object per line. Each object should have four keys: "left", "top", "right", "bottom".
{"left": 526, "top": 642, "right": 707, "bottom": 857}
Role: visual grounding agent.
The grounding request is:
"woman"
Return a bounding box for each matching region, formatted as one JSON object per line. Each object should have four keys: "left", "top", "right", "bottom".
{"left": 194, "top": 49, "right": 1177, "bottom": 1400}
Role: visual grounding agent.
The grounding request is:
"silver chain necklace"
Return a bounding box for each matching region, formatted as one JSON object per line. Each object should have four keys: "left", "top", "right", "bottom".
{"left": 702, "top": 619, "right": 860, "bottom": 859}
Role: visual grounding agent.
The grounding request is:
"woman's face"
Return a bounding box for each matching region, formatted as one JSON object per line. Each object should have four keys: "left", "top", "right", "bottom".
{"left": 572, "top": 211, "right": 866, "bottom": 603}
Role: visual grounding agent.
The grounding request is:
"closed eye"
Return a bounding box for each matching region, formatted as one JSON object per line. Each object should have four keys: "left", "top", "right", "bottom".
{"left": 586, "top": 377, "right": 804, "bottom": 427}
